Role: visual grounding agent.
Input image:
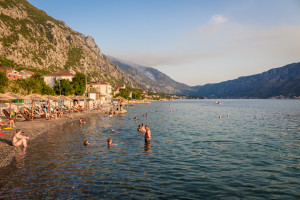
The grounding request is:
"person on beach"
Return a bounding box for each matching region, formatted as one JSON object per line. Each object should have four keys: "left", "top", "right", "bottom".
{"left": 144, "top": 125, "right": 151, "bottom": 143}
{"left": 12, "top": 129, "right": 29, "bottom": 148}
{"left": 79, "top": 118, "right": 86, "bottom": 124}
{"left": 0, "top": 118, "right": 15, "bottom": 128}
{"left": 140, "top": 123, "right": 146, "bottom": 133}
{"left": 84, "top": 139, "right": 89, "bottom": 146}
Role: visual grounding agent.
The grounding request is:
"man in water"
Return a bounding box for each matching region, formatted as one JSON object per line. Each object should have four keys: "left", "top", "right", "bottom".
{"left": 144, "top": 125, "right": 151, "bottom": 143}
{"left": 140, "top": 123, "right": 146, "bottom": 133}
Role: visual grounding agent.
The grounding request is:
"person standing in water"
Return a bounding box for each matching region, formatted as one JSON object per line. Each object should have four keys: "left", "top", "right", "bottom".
{"left": 144, "top": 125, "right": 151, "bottom": 143}
{"left": 140, "top": 123, "right": 146, "bottom": 133}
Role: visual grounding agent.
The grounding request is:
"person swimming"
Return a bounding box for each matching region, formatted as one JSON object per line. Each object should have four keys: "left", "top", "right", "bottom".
{"left": 80, "top": 118, "right": 86, "bottom": 124}
{"left": 84, "top": 139, "right": 89, "bottom": 146}
{"left": 107, "top": 138, "right": 112, "bottom": 147}
{"left": 137, "top": 125, "right": 141, "bottom": 132}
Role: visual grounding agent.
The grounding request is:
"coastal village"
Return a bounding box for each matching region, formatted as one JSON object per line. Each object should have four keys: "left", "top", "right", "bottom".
{"left": 0, "top": 65, "right": 178, "bottom": 167}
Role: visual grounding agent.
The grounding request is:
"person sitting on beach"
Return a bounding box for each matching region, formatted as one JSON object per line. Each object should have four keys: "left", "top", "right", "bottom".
{"left": 12, "top": 129, "right": 29, "bottom": 148}
{"left": 84, "top": 139, "right": 89, "bottom": 146}
{"left": 140, "top": 123, "right": 146, "bottom": 133}
{"left": 144, "top": 125, "right": 151, "bottom": 143}
{"left": 79, "top": 118, "right": 86, "bottom": 124}
{"left": 0, "top": 118, "right": 15, "bottom": 128}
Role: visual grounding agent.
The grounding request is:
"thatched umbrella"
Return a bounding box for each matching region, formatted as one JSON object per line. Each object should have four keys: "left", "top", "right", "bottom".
{"left": 4, "top": 92, "right": 27, "bottom": 113}
{"left": 43, "top": 95, "right": 60, "bottom": 111}
{"left": 58, "top": 95, "right": 72, "bottom": 109}
{"left": 26, "top": 94, "right": 47, "bottom": 119}
{"left": 0, "top": 94, "right": 14, "bottom": 118}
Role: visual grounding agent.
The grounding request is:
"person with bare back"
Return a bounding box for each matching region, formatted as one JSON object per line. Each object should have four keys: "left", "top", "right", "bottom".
{"left": 12, "top": 129, "right": 29, "bottom": 148}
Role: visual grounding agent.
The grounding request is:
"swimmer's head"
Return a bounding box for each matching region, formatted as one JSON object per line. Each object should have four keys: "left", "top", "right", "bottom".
{"left": 84, "top": 139, "right": 89, "bottom": 146}
{"left": 145, "top": 125, "right": 149, "bottom": 129}
{"left": 107, "top": 138, "right": 112, "bottom": 146}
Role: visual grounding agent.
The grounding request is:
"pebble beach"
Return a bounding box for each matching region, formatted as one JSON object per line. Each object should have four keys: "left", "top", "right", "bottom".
{"left": 0, "top": 110, "right": 101, "bottom": 168}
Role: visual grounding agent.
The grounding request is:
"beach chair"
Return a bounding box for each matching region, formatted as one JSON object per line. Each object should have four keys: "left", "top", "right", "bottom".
{"left": 2, "top": 109, "right": 15, "bottom": 120}
{"left": 22, "top": 107, "right": 39, "bottom": 120}
{"left": 19, "top": 112, "right": 31, "bottom": 121}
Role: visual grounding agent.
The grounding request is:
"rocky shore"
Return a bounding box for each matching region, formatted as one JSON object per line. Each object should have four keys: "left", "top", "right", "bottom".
{"left": 0, "top": 110, "right": 102, "bottom": 168}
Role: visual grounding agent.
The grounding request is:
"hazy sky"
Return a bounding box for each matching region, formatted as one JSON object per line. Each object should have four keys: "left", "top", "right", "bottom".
{"left": 28, "top": 0, "right": 300, "bottom": 86}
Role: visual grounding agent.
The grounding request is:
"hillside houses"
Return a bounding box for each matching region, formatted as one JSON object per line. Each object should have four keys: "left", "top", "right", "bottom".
{"left": 0, "top": 67, "right": 35, "bottom": 80}
{"left": 88, "top": 81, "right": 112, "bottom": 104}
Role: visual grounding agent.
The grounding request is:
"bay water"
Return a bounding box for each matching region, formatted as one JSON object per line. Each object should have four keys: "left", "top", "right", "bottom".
{"left": 0, "top": 100, "right": 299, "bottom": 199}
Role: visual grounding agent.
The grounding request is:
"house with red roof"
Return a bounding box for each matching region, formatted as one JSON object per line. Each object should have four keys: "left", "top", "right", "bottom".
{"left": 43, "top": 71, "right": 75, "bottom": 88}
{"left": 0, "top": 66, "right": 22, "bottom": 80}
{"left": 20, "top": 69, "right": 35, "bottom": 79}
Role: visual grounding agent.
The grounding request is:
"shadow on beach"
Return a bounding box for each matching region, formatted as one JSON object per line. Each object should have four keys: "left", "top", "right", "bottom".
{"left": 0, "top": 138, "right": 12, "bottom": 146}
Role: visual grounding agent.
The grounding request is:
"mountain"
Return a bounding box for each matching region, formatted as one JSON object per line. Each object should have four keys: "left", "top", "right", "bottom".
{"left": 0, "top": 0, "right": 141, "bottom": 87}
{"left": 108, "top": 56, "right": 193, "bottom": 94}
{"left": 190, "top": 62, "right": 300, "bottom": 98}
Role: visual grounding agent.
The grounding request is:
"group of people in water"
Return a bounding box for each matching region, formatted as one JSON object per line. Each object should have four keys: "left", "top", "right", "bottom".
{"left": 11, "top": 113, "right": 152, "bottom": 150}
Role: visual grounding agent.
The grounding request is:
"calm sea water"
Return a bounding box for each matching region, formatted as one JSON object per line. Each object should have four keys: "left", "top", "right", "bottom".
{"left": 0, "top": 100, "right": 299, "bottom": 199}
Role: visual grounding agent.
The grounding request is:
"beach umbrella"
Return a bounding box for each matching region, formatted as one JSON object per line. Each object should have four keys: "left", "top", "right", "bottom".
{"left": 43, "top": 95, "right": 60, "bottom": 111}
{"left": 0, "top": 94, "right": 14, "bottom": 118}
{"left": 26, "top": 94, "right": 47, "bottom": 120}
{"left": 58, "top": 95, "right": 72, "bottom": 108}
{"left": 4, "top": 92, "right": 27, "bottom": 113}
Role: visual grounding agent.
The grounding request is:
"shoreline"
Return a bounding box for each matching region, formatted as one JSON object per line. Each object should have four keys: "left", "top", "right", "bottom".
{"left": 0, "top": 110, "right": 102, "bottom": 168}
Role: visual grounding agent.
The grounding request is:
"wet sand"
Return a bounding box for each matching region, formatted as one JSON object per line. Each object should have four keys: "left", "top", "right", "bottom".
{"left": 0, "top": 110, "right": 103, "bottom": 168}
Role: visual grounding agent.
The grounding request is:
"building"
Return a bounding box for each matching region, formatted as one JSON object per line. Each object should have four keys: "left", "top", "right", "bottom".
{"left": 43, "top": 71, "right": 75, "bottom": 88}
{"left": 88, "top": 81, "right": 112, "bottom": 104}
{"left": 20, "top": 69, "right": 35, "bottom": 79}
{"left": 0, "top": 67, "right": 22, "bottom": 80}
{"left": 113, "top": 85, "right": 126, "bottom": 96}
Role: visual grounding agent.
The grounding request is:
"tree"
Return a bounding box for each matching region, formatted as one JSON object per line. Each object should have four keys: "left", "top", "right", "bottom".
{"left": 72, "top": 72, "right": 86, "bottom": 96}
{"left": 54, "top": 79, "right": 74, "bottom": 96}
{"left": 0, "top": 72, "right": 9, "bottom": 93}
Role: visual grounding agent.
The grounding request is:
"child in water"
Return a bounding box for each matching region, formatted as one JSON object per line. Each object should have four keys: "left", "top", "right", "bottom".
{"left": 84, "top": 139, "right": 89, "bottom": 146}
{"left": 80, "top": 118, "right": 86, "bottom": 124}
{"left": 137, "top": 125, "right": 141, "bottom": 132}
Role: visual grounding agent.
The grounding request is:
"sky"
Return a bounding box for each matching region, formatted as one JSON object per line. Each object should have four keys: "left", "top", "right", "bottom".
{"left": 28, "top": 0, "right": 300, "bottom": 86}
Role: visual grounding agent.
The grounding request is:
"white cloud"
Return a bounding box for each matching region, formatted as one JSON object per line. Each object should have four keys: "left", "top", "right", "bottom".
{"left": 210, "top": 15, "right": 228, "bottom": 24}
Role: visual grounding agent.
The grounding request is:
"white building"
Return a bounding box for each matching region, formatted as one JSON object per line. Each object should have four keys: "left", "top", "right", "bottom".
{"left": 20, "top": 69, "right": 35, "bottom": 79}
{"left": 88, "top": 81, "right": 112, "bottom": 104}
{"left": 43, "top": 71, "right": 75, "bottom": 88}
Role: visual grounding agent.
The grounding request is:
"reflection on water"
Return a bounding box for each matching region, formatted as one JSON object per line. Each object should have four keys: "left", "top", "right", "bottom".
{"left": 0, "top": 100, "right": 300, "bottom": 199}
{"left": 14, "top": 147, "right": 26, "bottom": 169}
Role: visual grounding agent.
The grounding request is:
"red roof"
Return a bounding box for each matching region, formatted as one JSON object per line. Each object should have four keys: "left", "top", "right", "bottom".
{"left": 22, "top": 69, "right": 35, "bottom": 75}
{"left": 44, "top": 71, "right": 75, "bottom": 77}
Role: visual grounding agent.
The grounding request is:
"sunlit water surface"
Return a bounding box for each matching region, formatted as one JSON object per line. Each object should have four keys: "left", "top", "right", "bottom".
{"left": 0, "top": 100, "right": 299, "bottom": 199}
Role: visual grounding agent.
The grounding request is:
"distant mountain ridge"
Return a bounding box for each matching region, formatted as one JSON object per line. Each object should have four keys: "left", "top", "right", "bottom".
{"left": 108, "top": 56, "right": 193, "bottom": 94}
{"left": 190, "top": 62, "right": 300, "bottom": 98}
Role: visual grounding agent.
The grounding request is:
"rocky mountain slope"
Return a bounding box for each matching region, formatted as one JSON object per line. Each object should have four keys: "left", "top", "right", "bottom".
{"left": 190, "top": 62, "right": 300, "bottom": 98}
{"left": 0, "top": 0, "right": 138, "bottom": 87}
{"left": 108, "top": 56, "right": 193, "bottom": 94}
